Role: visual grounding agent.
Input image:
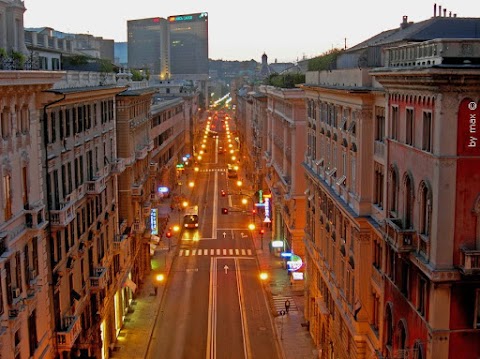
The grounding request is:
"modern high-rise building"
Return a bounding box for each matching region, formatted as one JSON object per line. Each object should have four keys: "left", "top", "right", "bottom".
{"left": 168, "top": 12, "right": 209, "bottom": 76}
{"left": 127, "top": 17, "right": 170, "bottom": 80}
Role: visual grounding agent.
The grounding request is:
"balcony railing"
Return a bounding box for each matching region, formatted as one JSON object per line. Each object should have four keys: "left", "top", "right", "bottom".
{"left": 25, "top": 204, "right": 46, "bottom": 230}
{"left": 113, "top": 234, "right": 129, "bottom": 253}
{"left": 459, "top": 248, "right": 480, "bottom": 275}
{"left": 85, "top": 175, "right": 106, "bottom": 195}
{"left": 384, "top": 218, "right": 416, "bottom": 253}
{"left": 135, "top": 146, "right": 148, "bottom": 160}
{"left": 132, "top": 183, "right": 143, "bottom": 196}
{"left": 50, "top": 193, "right": 76, "bottom": 227}
{"left": 111, "top": 158, "right": 125, "bottom": 174}
{"left": 150, "top": 162, "right": 159, "bottom": 174}
{"left": 56, "top": 315, "right": 81, "bottom": 350}
{"left": 90, "top": 267, "right": 108, "bottom": 291}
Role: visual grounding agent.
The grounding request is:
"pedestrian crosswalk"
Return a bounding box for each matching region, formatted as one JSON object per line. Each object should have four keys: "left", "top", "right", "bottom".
{"left": 272, "top": 295, "right": 298, "bottom": 313}
{"left": 199, "top": 168, "right": 226, "bottom": 173}
{"left": 179, "top": 248, "right": 253, "bottom": 257}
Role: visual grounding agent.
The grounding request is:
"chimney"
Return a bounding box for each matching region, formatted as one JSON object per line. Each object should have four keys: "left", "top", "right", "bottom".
{"left": 439, "top": 5, "right": 442, "bottom": 16}
{"left": 449, "top": 11, "right": 452, "bottom": 17}
{"left": 434, "top": 3, "right": 437, "bottom": 17}
{"left": 401, "top": 15, "right": 409, "bottom": 29}
{"left": 443, "top": 8, "right": 447, "bottom": 17}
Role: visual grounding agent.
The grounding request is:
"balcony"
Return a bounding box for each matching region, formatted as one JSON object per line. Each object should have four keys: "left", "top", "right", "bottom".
{"left": 85, "top": 175, "right": 106, "bottom": 195}
{"left": 135, "top": 146, "right": 148, "bottom": 160}
{"left": 459, "top": 248, "right": 480, "bottom": 275}
{"left": 384, "top": 218, "right": 416, "bottom": 253}
{"left": 113, "top": 234, "right": 129, "bottom": 253}
{"left": 90, "top": 267, "right": 108, "bottom": 291}
{"left": 150, "top": 162, "right": 159, "bottom": 175}
{"left": 25, "top": 204, "right": 46, "bottom": 230}
{"left": 50, "top": 193, "right": 76, "bottom": 227}
{"left": 56, "top": 315, "right": 81, "bottom": 350}
{"left": 131, "top": 183, "right": 143, "bottom": 196}
{"left": 111, "top": 158, "right": 125, "bottom": 174}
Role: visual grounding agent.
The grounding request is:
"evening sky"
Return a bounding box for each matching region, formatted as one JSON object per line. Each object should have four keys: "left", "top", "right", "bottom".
{"left": 24, "top": 0, "right": 480, "bottom": 63}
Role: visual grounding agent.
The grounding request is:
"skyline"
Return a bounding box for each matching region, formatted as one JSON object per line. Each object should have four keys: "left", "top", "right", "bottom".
{"left": 24, "top": 1, "right": 480, "bottom": 63}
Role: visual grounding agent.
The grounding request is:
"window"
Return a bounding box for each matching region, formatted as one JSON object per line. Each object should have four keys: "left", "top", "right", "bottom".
{"left": 417, "top": 277, "right": 427, "bottom": 317}
{"left": 3, "top": 174, "right": 12, "bottom": 220}
{"left": 1, "top": 107, "right": 11, "bottom": 139}
{"left": 373, "top": 239, "right": 382, "bottom": 269}
{"left": 385, "top": 305, "right": 393, "bottom": 346}
{"left": 404, "top": 174, "right": 414, "bottom": 229}
{"left": 406, "top": 108, "right": 414, "bottom": 146}
{"left": 473, "top": 289, "right": 480, "bottom": 329}
{"left": 419, "top": 182, "right": 431, "bottom": 236}
{"left": 400, "top": 260, "right": 410, "bottom": 298}
{"left": 375, "top": 106, "right": 385, "bottom": 142}
{"left": 372, "top": 293, "right": 380, "bottom": 332}
{"left": 391, "top": 106, "right": 399, "bottom": 140}
{"left": 374, "top": 162, "right": 384, "bottom": 209}
{"left": 422, "top": 111, "right": 433, "bottom": 152}
{"left": 389, "top": 167, "right": 398, "bottom": 217}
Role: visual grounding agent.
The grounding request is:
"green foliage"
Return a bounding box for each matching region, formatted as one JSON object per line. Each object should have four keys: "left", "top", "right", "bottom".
{"left": 63, "top": 54, "right": 90, "bottom": 66}
{"left": 131, "top": 69, "right": 145, "bottom": 81}
{"left": 307, "top": 48, "right": 343, "bottom": 71}
{"left": 0, "top": 48, "right": 7, "bottom": 57}
{"left": 266, "top": 73, "right": 306, "bottom": 88}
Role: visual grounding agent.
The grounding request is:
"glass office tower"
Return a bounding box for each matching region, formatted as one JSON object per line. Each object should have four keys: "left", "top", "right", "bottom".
{"left": 168, "top": 12, "right": 209, "bottom": 76}
{"left": 127, "top": 17, "right": 170, "bottom": 79}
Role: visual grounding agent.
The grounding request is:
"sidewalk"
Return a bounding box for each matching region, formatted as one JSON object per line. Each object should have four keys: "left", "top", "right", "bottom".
{"left": 111, "top": 199, "right": 318, "bottom": 359}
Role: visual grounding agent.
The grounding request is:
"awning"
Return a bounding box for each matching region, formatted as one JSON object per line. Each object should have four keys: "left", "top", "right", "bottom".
{"left": 124, "top": 277, "right": 137, "bottom": 293}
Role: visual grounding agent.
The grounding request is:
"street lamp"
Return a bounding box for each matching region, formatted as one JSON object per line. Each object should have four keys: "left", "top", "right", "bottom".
{"left": 154, "top": 273, "right": 165, "bottom": 295}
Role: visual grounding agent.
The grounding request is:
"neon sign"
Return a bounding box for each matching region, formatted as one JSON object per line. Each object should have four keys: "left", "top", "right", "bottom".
{"left": 150, "top": 209, "right": 158, "bottom": 235}
{"left": 287, "top": 254, "right": 303, "bottom": 272}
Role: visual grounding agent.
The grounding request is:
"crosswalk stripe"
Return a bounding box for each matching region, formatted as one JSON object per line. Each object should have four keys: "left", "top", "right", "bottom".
{"left": 272, "top": 295, "right": 298, "bottom": 312}
{"left": 178, "top": 248, "right": 254, "bottom": 257}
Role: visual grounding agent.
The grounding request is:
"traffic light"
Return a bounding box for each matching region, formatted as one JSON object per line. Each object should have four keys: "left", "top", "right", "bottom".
{"left": 221, "top": 208, "right": 229, "bottom": 214}
{"left": 166, "top": 231, "right": 172, "bottom": 238}
{"left": 221, "top": 189, "right": 226, "bottom": 197}
{"left": 252, "top": 209, "right": 257, "bottom": 215}
{"left": 259, "top": 229, "right": 265, "bottom": 236}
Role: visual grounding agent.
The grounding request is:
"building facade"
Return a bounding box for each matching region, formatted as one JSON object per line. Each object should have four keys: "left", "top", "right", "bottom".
{"left": 300, "top": 14, "right": 480, "bottom": 359}
{"left": 127, "top": 17, "right": 170, "bottom": 80}
{"left": 42, "top": 74, "right": 127, "bottom": 359}
{"left": 262, "top": 86, "right": 307, "bottom": 287}
{"left": 0, "top": 70, "right": 63, "bottom": 359}
{"left": 168, "top": 12, "right": 209, "bottom": 77}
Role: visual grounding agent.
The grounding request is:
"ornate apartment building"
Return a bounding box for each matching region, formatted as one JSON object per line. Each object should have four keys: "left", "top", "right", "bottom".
{"left": 261, "top": 86, "right": 307, "bottom": 284}
{"left": 300, "top": 14, "right": 480, "bottom": 359}
{"left": 0, "top": 70, "right": 63, "bottom": 359}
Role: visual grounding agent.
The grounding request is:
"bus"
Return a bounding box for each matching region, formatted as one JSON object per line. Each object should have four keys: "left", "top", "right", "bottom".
{"left": 183, "top": 205, "right": 199, "bottom": 229}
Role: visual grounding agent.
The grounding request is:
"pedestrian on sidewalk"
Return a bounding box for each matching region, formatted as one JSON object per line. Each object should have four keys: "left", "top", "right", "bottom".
{"left": 285, "top": 299, "right": 291, "bottom": 314}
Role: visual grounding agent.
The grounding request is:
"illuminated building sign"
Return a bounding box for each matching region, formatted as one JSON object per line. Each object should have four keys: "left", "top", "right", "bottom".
{"left": 264, "top": 197, "right": 270, "bottom": 223}
{"left": 271, "top": 240, "right": 284, "bottom": 248}
{"left": 150, "top": 209, "right": 158, "bottom": 235}
{"left": 287, "top": 254, "right": 303, "bottom": 272}
{"left": 168, "top": 12, "right": 208, "bottom": 22}
{"left": 292, "top": 272, "right": 304, "bottom": 280}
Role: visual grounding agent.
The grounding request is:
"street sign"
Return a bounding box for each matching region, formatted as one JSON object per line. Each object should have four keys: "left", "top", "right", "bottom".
{"left": 223, "top": 232, "right": 226, "bottom": 238}
{"left": 224, "top": 265, "right": 229, "bottom": 274}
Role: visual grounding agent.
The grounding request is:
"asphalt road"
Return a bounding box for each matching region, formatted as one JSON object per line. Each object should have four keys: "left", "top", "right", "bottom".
{"left": 146, "top": 112, "right": 280, "bottom": 359}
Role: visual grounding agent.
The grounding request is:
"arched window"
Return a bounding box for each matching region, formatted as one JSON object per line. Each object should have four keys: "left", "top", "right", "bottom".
{"left": 419, "top": 181, "right": 432, "bottom": 236}
{"left": 389, "top": 166, "right": 399, "bottom": 217}
{"left": 413, "top": 341, "right": 424, "bottom": 359}
{"left": 397, "top": 320, "right": 408, "bottom": 358}
{"left": 403, "top": 174, "right": 414, "bottom": 229}
{"left": 385, "top": 304, "right": 393, "bottom": 346}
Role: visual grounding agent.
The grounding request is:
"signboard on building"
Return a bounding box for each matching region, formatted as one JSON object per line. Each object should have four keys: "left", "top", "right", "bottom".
{"left": 457, "top": 98, "right": 480, "bottom": 156}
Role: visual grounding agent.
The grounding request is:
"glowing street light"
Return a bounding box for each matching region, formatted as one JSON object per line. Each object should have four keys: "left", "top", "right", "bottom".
{"left": 259, "top": 272, "right": 269, "bottom": 281}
